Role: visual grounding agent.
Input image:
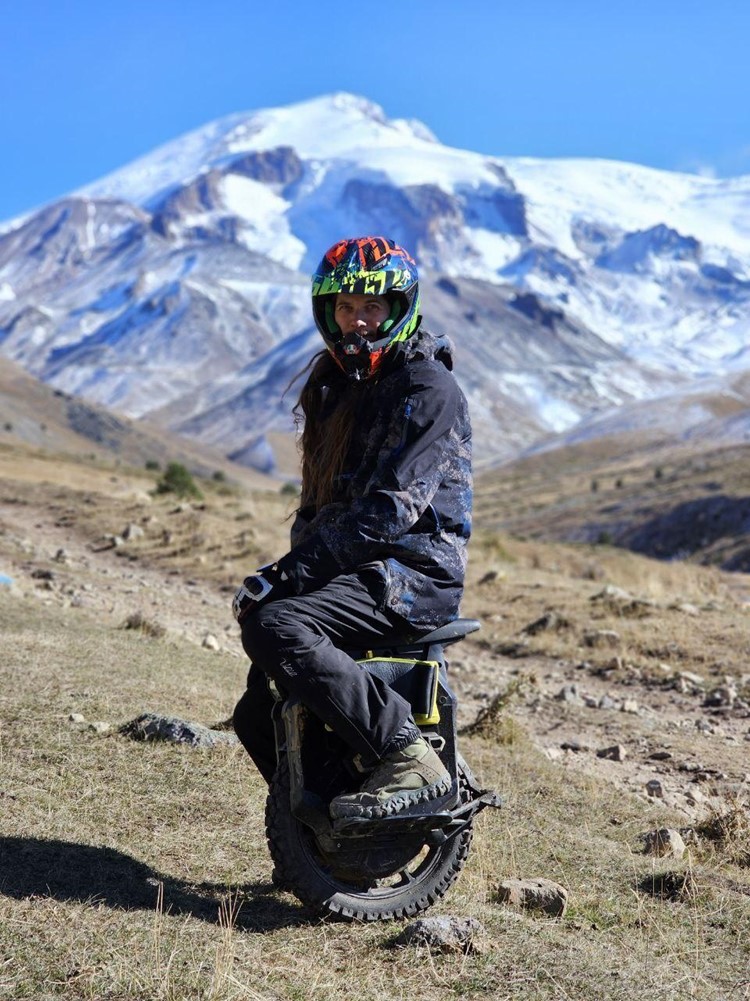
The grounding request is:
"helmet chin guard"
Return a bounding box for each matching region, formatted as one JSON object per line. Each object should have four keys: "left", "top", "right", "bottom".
{"left": 311, "top": 236, "right": 421, "bottom": 379}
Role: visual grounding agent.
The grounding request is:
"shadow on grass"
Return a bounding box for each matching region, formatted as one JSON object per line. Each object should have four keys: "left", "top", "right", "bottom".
{"left": 0, "top": 836, "right": 307, "bottom": 931}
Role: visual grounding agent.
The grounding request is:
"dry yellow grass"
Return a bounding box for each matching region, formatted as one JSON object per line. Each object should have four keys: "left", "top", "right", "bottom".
{"left": 1, "top": 444, "right": 750, "bottom": 999}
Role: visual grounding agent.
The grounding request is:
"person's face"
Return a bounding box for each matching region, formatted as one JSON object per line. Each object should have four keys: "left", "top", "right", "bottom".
{"left": 334, "top": 293, "right": 390, "bottom": 341}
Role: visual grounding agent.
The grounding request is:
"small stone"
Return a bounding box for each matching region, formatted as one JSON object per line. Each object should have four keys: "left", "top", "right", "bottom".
{"left": 674, "top": 603, "right": 700, "bottom": 617}
{"left": 647, "top": 751, "right": 673, "bottom": 761}
{"left": 622, "top": 700, "right": 639, "bottom": 715}
{"left": 561, "top": 741, "right": 589, "bottom": 753}
{"left": 496, "top": 878, "right": 568, "bottom": 917}
{"left": 556, "top": 684, "right": 582, "bottom": 704}
{"left": 646, "top": 779, "right": 664, "bottom": 798}
{"left": 122, "top": 523, "right": 145, "bottom": 542}
{"left": 546, "top": 747, "right": 563, "bottom": 761}
{"left": 68, "top": 713, "right": 86, "bottom": 724}
{"left": 202, "top": 633, "right": 220, "bottom": 651}
{"left": 54, "top": 548, "right": 70, "bottom": 564}
{"left": 478, "top": 570, "right": 499, "bottom": 586}
{"left": 395, "top": 916, "right": 485, "bottom": 953}
{"left": 597, "top": 744, "right": 627, "bottom": 762}
{"left": 704, "top": 685, "right": 737, "bottom": 708}
{"left": 680, "top": 671, "right": 705, "bottom": 688}
{"left": 598, "top": 694, "right": 617, "bottom": 710}
{"left": 583, "top": 629, "right": 621, "bottom": 649}
{"left": 89, "top": 721, "right": 111, "bottom": 734}
{"left": 522, "top": 612, "right": 569, "bottom": 636}
{"left": 685, "top": 787, "right": 706, "bottom": 805}
{"left": 642, "top": 828, "right": 686, "bottom": 858}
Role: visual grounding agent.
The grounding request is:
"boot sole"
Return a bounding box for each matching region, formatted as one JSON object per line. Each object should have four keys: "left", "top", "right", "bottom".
{"left": 330, "top": 775, "right": 453, "bottom": 820}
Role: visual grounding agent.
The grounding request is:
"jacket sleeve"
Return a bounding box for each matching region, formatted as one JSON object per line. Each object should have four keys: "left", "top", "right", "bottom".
{"left": 277, "top": 363, "right": 462, "bottom": 594}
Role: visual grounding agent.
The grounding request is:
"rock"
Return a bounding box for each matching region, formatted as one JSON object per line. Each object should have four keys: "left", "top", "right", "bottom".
{"left": 395, "top": 916, "right": 485, "bottom": 953}
{"left": 673, "top": 603, "right": 700, "bottom": 617}
{"left": 496, "top": 877, "right": 568, "bottom": 917}
{"left": 597, "top": 744, "right": 628, "bottom": 762}
{"left": 561, "top": 741, "right": 589, "bottom": 753}
{"left": 642, "top": 828, "right": 686, "bottom": 858}
{"left": 556, "top": 684, "right": 583, "bottom": 705}
{"left": 89, "top": 721, "right": 111, "bottom": 734}
{"left": 583, "top": 629, "right": 621, "bottom": 649}
{"left": 704, "top": 684, "right": 737, "bottom": 708}
{"left": 202, "top": 633, "right": 220, "bottom": 651}
{"left": 647, "top": 750, "right": 673, "bottom": 761}
{"left": 53, "top": 548, "right": 70, "bottom": 564}
{"left": 478, "top": 570, "right": 500, "bottom": 586}
{"left": 522, "top": 612, "right": 570, "bottom": 636}
{"left": 646, "top": 779, "right": 664, "bottom": 798}
{"left": 685, "top": 786, "right": 706, "bottom": 805}
{"left": 679, "top": 671, "right": 706, "bottom": 688}
{"left": 546, "top": 747, "right": 563, "bottom": 761}
{"left": 598, "top": 694, "right": 617, "bottom": 710}
{"left": 30, "top": 568, "right": 55, "bottom": 580}
{"left": 589, "top": 585, "right": 654, "bottom": 617}
{"left": 122, "top": 523, "right": 145, "bottom": 542}
{"left": 622, "top": 700, "right": 639, "bottom": 715}
{"left": 121, "top": 712, "right": 239, "bottom": 748}
{"left": 68, "top": 713, "right": 86, "bottom": 723}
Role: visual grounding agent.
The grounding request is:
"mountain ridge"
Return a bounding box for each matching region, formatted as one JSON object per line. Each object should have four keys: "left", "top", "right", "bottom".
{"left": 1, "top": 92, "right": 749, "bottom": 472}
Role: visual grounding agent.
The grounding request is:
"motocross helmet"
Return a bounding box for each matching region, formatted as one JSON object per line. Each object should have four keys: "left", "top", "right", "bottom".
{"left": 311, "top": 236, "right": 421, "bottom": 379}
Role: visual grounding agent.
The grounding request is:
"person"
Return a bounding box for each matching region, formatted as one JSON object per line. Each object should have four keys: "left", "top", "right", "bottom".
{"left": 232, "top": 235, "right": 472, "bottom": 820}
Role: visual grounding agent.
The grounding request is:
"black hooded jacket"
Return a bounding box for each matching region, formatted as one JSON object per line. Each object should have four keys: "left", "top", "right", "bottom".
{"left": 278, "top": 329, "right": 472, "bottom": 630}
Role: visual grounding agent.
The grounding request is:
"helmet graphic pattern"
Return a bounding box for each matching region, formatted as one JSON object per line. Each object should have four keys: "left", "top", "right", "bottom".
{"left": 312, "top": 236, "right": 421, "bottom": 379}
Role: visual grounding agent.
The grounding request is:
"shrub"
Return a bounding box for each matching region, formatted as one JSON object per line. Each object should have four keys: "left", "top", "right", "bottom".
{"left": 154, "top": 461, "right": 203, "bottom": 499}
{"left": 280, "top": 482, "right": 299, "bottom": 497}
{"left": 145, "top": 459, "right": 160, "bottom": 471}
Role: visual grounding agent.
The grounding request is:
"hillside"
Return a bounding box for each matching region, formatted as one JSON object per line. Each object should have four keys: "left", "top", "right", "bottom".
{"left": 0, "top": 357, "right": 280, "bottom": 486}
{"left": 1, "top": 445, "right": 749, "bottom": 999}
{"left": 476, "top": 427, "right": 750, "bottom": 573}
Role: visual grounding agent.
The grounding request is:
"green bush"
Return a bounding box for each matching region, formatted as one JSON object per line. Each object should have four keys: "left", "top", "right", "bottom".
{"left": 154, "top": 461, "right": 203, "bottom": 499}
{"left": 145, "top": 459, "right": 160, "bottom": 471}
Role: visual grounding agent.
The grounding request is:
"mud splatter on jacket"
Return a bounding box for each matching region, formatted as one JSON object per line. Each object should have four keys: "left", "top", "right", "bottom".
{"left": 279, "top": 329, "right": 472, "bottom": 630}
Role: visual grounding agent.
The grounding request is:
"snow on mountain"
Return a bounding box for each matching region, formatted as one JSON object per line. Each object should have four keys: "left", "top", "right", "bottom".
{"left": 1, "top": 92, "right": 749, "bottom": 472}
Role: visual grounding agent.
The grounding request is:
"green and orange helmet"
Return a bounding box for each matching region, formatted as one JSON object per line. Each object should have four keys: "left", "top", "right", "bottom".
{"left": 311, "top": 235, "right": 421, "bottom": 379}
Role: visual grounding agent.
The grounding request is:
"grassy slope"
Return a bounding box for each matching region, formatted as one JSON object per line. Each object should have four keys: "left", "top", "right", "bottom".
{"left": 0, "top": 446, "right": 749, "bottom": 1000}
{"left": 3, "top": 595, "right": 749, "bottom": 1001}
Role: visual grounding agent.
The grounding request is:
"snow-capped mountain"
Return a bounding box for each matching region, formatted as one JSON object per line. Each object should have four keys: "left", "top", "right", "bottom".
{"left": 1, "top": 92, "right": 749, "bottom": 471}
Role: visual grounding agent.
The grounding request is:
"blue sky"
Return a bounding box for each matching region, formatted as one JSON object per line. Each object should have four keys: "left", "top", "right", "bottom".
{"left": 1, "top": 0, "right": 748, "bottom": 221}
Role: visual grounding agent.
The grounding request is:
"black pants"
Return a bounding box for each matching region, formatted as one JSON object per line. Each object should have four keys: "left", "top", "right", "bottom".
{"left": 233, "top": 569, "right": 418, "bottom": 784}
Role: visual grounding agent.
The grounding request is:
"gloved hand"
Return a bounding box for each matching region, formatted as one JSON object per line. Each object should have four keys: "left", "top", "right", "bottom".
{"left": 232, "top": 564, "right": 288, "bottom": 622}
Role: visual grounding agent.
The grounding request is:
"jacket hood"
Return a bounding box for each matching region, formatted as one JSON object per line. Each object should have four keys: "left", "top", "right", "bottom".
{"left": 404, "top": 327, "right": 455, "bottom": 371}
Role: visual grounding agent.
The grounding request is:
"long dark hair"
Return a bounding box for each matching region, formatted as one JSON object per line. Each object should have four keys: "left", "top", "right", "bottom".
{"left": 293, "top": 351, "right": 376, "bottom": 510}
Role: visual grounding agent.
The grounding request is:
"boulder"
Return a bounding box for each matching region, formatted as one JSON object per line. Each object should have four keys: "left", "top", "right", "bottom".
{"left": 395, "top": 916, "right": 485, "bottom": 953}
{"left": 121, "top": 713, "right": 238, "bottom": 748}
{"left": 642, "top": 828, "right": 686, "bottom": 858}
{"left": 496, "top": 877, "right": 568, "bottom": 917}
